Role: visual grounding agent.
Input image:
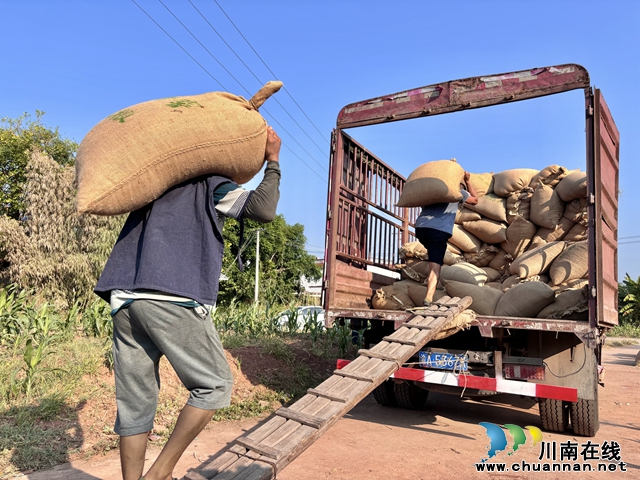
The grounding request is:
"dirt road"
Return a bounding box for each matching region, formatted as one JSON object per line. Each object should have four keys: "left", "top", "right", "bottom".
{"left": 22, "top": 342, "right": 640, "bottom": 480}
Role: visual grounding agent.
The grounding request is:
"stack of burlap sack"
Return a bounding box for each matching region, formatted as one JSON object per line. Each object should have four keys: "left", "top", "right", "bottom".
{"left": 371, "top": 160, "right": 589, "bottom": 320}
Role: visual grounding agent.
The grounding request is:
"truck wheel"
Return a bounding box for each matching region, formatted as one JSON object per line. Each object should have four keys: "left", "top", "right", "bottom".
{"left": 372, "top": 379, "right": 396, "bottom": 407}
{"left": 538, "top": 398, "right": 569, "bottom": 433}
{"left": 570, "top": 390, "right": 599, "bottom": 437}
{"left": 394, "top": 381, "right": 428, "bottom": 410}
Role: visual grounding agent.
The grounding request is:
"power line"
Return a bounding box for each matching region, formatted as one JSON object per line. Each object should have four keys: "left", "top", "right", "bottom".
{"left": 131, "top": 0, "right": 228, "bottom": 90}
{"left": 212, "top": 0, "right": 330, "bottom": 145}
{"left": 157, "top": 0, "right": 327, "bottom": 174}
{"left": 131, "top": 0, "right": 326, "bottom": 181}
{"left": 188, "top": 0, "right": 329, "bottom": 158}
{"left": 619, "top": 235, "right": 640, "bottom": 240}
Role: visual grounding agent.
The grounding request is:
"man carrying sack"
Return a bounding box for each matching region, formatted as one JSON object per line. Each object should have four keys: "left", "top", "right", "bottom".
{"left": 415, "top": 171, "right": 478, "bottom": 306}
{"left": 94, "top": 127, "right": 282, "bottom": 480}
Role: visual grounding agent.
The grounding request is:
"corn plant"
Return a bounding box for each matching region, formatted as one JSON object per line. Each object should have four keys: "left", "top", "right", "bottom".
{"left": 0, "top": 286, "right": 31, "bottom": 346}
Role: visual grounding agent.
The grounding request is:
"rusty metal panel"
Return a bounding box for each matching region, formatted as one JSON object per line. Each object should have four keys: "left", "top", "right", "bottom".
{"left": 338, "top": 64, "right": 589, "bottom": 129}
{"left": 592, "top": 89, "right": 620, "bottom": 327}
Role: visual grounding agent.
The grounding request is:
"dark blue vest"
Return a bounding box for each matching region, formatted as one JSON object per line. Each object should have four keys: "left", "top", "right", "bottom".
{"left": 95, "top": 175, "right": 231, "bottom": 306}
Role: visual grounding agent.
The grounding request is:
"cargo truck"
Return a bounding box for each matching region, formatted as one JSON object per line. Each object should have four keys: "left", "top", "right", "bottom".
{"left": 322, "top": 64, "right": 619, "bottom": 436}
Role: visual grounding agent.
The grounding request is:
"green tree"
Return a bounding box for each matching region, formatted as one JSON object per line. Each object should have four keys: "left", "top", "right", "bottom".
{"left": 0, "top": 111, "right": 77, "bottom": 219}
{"left": 218, "top": 215, "right": 321, "bottom": 306}
{"left": 619, "top": 274, "right": 640, "bottom": 327}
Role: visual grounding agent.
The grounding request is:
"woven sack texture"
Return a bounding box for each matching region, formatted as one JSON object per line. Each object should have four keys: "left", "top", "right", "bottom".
{"left": 555, "top": 171, "right": 587, "bottom": 202}
{"left": 529, "top": 164, "right": 571, "bottom": 188}
{"left": 465, "top": 194, "right": 507, "bottom": 222}
{"left": 549, "top": 240, "right": 589, "bottom": 285}
{"left": 492, "top": 168, "right": 539, "bottom": 197}
{"left": 509, "top": 241, "right": 566, "bottom": 279}
{"left": 76, "top": 81, "right": 282, "bottom": 215}
{"left": 450, "top": 224, "right": 482, "bottom": 253}
{"left": 440, "top": 261, "right": 488, "bottom": 286}
{"left": 530, "top": 182, "right": 565, "bottom": 229}
{"left": 396, "top": 159, "right": 464, "bottom": 207}
{"left": 442, "top": 280, "right": 503, "bottom": 316}
{"left": 494, "top": 282, "right": 556, "bottom": 318}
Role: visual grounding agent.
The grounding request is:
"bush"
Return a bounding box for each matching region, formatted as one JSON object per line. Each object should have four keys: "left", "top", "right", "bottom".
{"left": 619, "top": 274, "right": 640, "bottom": 327}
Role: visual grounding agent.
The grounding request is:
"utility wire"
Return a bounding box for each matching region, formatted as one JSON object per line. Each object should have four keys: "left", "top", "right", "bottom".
{"left": 188, "top": 0, "right": 329, "bottom": 158}
{"left": 132, "top": 0, "right": 327, "bottom": 181}
{"left": 131, "top": 0, "right": 228, "bottom": 90}
{"left": 212, "top": 0, "right": 330, "bottom": 145}
{"left": 157, "top": 0, "right": 327, "bottom": 174}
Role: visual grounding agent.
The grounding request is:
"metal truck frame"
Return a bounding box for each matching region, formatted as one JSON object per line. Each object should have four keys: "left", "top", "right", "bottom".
{"left": 322, "top": 64, "right": 619, "bottom": 436}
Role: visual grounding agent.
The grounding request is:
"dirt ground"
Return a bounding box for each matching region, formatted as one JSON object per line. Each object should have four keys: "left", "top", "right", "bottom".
{"left": 19, "top": 342, "right": 640, "bottom": 480}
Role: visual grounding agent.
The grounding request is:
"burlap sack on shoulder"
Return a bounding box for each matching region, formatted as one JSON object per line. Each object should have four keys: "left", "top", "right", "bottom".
{"left": 396, "top": 159, "right": 464, "bottom": 207}
{"left": 450, "top": 224, "right": 482, "bottom": 253}
{"left": 529, "top": 165, "right": 571, "bottom": 188}
{"left": 467, "top": 172, "right": 494, "bottom": 197}
{"left": 462, "top": 219, "right": 508, "bottom": 244}
{"left": 537, "top": 287, "right": 588, "bottom": 319}
{"left": 549, "top": 240, "right": 588, "bottom": 285}
{"left": 509, "top": 241, "right": 566, "bottom": 279}
{"left": 494, "top": 282, "right": 556, "bottom": 318}
{"left": 76, "top": 82, "right": 283, "bottom": 215}
{"left": 501, "top": 216, "right": 537, "bottom": 258}
{"left": 440, "top": 261, "right": 488, "bottom": 286}
{"left": 492, "top": 168, "right": 539, "bottom": 197}
{"left": 442, "top": 280, "right": 503, "bottom": 315}
{"left": 530, "top": 182, "right": 565, "bottom": 229}
{"left": 465, "top": 194, "right": 507, "bottom": 223}
{"left": 555, "top": 171, "right": 587, "bottom": 202}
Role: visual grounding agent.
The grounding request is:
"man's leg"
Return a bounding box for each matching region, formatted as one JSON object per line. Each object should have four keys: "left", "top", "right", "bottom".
{"left": 425, "top": 262, "right": 442, "bottom": 303}
{"left": 142, "top": 405, "right": 214, "bottom": 480}
{"left": 120, "top": 433, "right": 149, "bottom": 480}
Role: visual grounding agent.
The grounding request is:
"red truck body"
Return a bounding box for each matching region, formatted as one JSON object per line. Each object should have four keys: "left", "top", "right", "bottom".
{"left": 322, "top": 64, "right": 619, "bottom": 436}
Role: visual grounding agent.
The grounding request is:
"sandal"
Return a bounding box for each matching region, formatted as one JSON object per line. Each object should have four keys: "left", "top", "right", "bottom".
{"left": 422, "top": 299, "right": 432, "bottom": 307}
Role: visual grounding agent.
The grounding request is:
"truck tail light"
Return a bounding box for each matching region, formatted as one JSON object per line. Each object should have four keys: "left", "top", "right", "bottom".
{"left": 503, "top": 364, "right": 545, "bottom": 380}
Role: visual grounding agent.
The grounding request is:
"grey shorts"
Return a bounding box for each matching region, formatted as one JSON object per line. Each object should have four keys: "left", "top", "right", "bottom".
{"left": 112, "top": 300, "right": 234, "bottom": 436}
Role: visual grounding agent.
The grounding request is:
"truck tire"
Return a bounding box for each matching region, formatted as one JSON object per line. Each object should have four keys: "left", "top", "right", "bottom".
{"left": 394, "top": 381, "right": 429, "bottom": 410}
{"left": 570, "top": 390, "right": 599, "bottom": 437}
{"left": 538, "top": 398, "right": 569, "bottom": 433}
{"left": 372, "top": 379, "right": 396, "bottom": 407}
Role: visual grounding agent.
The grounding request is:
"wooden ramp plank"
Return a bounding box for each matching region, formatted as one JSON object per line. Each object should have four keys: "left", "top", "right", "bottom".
{"left": 182, "top": 296, "right": 472, "bottom": 480}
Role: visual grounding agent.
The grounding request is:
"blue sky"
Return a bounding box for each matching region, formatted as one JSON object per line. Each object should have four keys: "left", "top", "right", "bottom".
{"left": 2, "top": 0, "right": 639, "bottom": 280}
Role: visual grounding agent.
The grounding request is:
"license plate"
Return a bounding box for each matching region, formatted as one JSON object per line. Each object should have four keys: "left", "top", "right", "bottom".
{"left": 419, "top": 351, "right": 468, "bottom": 371}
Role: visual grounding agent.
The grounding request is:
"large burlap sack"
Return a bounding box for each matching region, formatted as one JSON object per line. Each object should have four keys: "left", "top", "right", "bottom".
{"left": 467, "top": 172, "right": 494, "bottom": 197}
{"left": 510, "top": 241, "right": 566, "bottom": 279}
{"left": 529, "top": 217, "right": 575, "bottom": 249}
{"left": 501, "top": 274, "right": 522, "bottom": 292}
{"left": 433, "top": 310, "right": 476, "bottom": 341}
{"left": 530, "top": 182, "right": 565, "bottom": 229}
{"left": 529, "top": 165, "right": 572, "bottom": 188}
{"left": 492, "top": 169, "right": 539, "bottom": 197}
{"left": 371, "top": 284, "right": 415, "bottom": 310}
{"left": 488, "top": 248, "right": 513, "bottom": 275}
{"left": 481, "top": 266, "right": 502, "bottom": 283}
{"left": 501, "top": 216, "right": 537, "bottom": 258}
{"left": 444, "top": 249, "right": 464, "bottom": 266}
{"left": 537, "top": 287, "right": 588, "bottom": 319}
{"left": 563, "top": 198, "right": 588, "bottom": 226}
{"left": 506, "top": 188, "right": 533, "bottom": 224}
{"left": 463, "top": 244, "right": 499, "bottom": 267}
{"left": 400, "top": 241, "right": 429, "bottom": 260}
{"left": 447, "top": 242, "right": 462, "bottom": 254}
{"left": 76, "top": 82, "right": 283, "bottom": 215}
{"left": 406, "top": 284, "right": 447, "bottom": 306}
{"left": 563, "top": 223, "right": 588, "bottom": 243}
{"left": 465, "top": 194, "right": 507, "bottom": 222}
{"left": 494, "top": 282, "right": 556, "bottom": 318}
{"left": 450, "top": 224, "right": 482, "bottom": 253}
{"left": 555, "top": 171, "right": 587, "bottom": 202}
{"left": 455, "top": 207, "right": 481, "bottom": 224}
{"left": 396, "top": 159, "right": 464, "bottom": 207}
{"left": 462, "top": 219, "right": 508, "bottom": 244}
{"left": 402, "top": 258, "right": 431, "bottom": 282}
{"left": 549, "top": 240, "right": 588, "bottom": 285}
{"left": 443, "top": 280, "right": 503, "bottom": 315}
{"left": 552, "top": 278, "right": 589, "bottom": 293}
{"left": 440, "top": 262, "right": 488, "bottom": 286}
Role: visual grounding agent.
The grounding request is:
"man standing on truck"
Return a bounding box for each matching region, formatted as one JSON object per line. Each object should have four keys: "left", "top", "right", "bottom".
{"left": 94, "top": 127, "right": 282, "bottom": 480}
{"left": 415, "top": 171, "right": 478, "bottom": 306}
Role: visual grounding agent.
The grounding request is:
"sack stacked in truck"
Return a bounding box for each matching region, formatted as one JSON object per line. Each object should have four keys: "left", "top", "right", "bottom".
{"left": 372, "top": 164, "right": 590, "bottom": 321}
{"left": 76, "top": 82, "right": 283, "bottom": 215}
{"left": 396, "top": 159, "right": 465, "bottom": 207}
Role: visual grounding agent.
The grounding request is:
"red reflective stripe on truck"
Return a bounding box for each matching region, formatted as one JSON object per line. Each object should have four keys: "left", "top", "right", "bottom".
{"left": 335, "top": 360, "right": 578, "bottom": 402}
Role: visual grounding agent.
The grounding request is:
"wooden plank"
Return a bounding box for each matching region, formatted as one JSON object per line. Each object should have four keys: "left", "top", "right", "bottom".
{"left": 381, "top": 336, "right": 420, "bottom": 346}
{"left": 197, "top": 451, "right": 243, "bottom": 478}
{"left": 275, "top": 407, "right": 325, "bottom": 429}
{"left": 244, "top": 416, "right": 287, "bottom": 442}
{"left": 357, "top": 348, "right": 402, "bottom": 362}
{"left": 208, "top": 457, "right": 256, "bottom": 480}
{"left": 332, "top": 369, "right": 376, "bottom": 382}
{"left": 235, "top": 437, "right": 282, "bottom": 460}
{"left": 306, "top": 387, "right": 349, "bottom": 403}
{"left": 184, "top": 471, "right": 210, "bottom": 480}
